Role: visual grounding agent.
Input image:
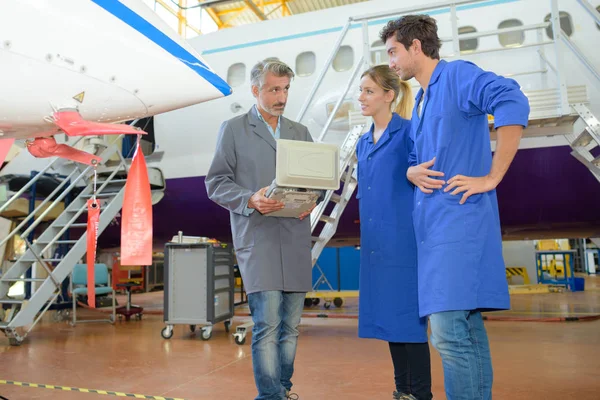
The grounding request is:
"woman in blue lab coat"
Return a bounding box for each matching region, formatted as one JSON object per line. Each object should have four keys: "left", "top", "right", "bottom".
{"left": 356, "top": 65, "right": 431, "bottom": 400}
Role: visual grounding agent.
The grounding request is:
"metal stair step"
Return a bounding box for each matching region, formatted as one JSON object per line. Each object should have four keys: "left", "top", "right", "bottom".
{"left": 593, "top": 155, "right": 600, "bottom": 167}
{"left": 1, "top": 278, "right": 45, "bottom": 283}
{"left": 20, "top": 258, "right": 62, "bottom": 263}
{"left": 320, "top": 215, "right": 335, "bottom": 224}
{"left": 311, "top": 236, "right": 322, "bottom": 242}
{"left": 36, "top": 240, "right": 78, "bottom": 245}
{"left": 81, "top": 193, "right": 118, "bottom": 198}
{"left": 66, "top": 208, "right": 88, "bottom": 213}
{"left": 97, "top": 179, "right": 127, "bottom": 184}
{"left": 572, "top": 129, "right": 594, "bottom": 147}
{"left": 55, "top": 223, "right": 87, "bottom": 228}
{"left": 0, "top": 299, "right": 24, "bottom": 304}
{"left": 330, "top": 193, "right": 341, "bottom": 203}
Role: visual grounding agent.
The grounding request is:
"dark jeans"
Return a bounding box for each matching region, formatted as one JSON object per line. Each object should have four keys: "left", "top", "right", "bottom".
{"left": 389, "top": 342, "right": 433, "bottom": 400}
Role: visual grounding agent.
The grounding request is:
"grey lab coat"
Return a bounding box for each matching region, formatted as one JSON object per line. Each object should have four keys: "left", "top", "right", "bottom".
{"left": 205, "top": 107, "right": 315, "bottom": 294}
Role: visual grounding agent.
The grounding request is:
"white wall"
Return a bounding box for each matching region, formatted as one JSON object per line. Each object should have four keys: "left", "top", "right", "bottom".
{"left": 502, "top": 240, "right": 538, "bottom": 285}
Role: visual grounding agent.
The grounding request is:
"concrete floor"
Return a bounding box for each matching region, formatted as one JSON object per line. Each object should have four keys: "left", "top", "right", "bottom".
{"left": 1, "top": 276, "right": 599, "bottom": 400}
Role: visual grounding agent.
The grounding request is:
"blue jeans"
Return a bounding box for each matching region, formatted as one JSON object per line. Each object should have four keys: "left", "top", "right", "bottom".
{"left": 429, "top": 310, "right": 493, "bottom": 400}
{"left": 248, "top": 291, "right": 306, "bottom": 400}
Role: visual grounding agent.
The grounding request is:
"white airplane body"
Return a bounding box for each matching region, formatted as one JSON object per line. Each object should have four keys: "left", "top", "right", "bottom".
{"left": 0, "top": 0, "right": 230, "bottom": 141}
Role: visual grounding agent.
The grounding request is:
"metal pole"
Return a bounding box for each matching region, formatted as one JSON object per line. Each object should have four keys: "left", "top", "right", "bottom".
{"left": 550, "top": 0, "right": 570, "bottom": 115}
{"left": 362, "top": 20, "right": 371, "bottom": 69}
{"left": 537, "top": 28, "right": 549, "bottom": 89}
{"left": 336, "top": 247, "right": 341, "bottom": 292}
{"left": 450, "top": 4, "right": 460, "bottom": 56}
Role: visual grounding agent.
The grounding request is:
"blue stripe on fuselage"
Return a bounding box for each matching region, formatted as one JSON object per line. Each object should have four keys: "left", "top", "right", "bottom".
{"left": 91, "top": 0, "right": 231, "bottom": 96}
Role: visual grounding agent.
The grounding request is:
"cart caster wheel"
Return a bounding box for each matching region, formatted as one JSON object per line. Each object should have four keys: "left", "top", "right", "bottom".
{"left": 52, "top": 310, "right": 63, "bottom": 322}
{"left": 190, "top": 325, "right": 196, "bottom": 333}
{"left": 312, "top": 298, "right": 320, "bottom": 306}
{"left": 161, "top": 326, "right": 174, "bottom": 339}
{"left": 334, "top": 297, "right": 344, "bottom": 308}
{"left": 109, "top": 315, "right": 116, "bottom": 323}
{"left": 8, "top": 338, "right": 22, "bottom": 347}
{"left": 136, "top": 313, "right": 142, "bottom": 320}
{"left": 224, "top": 320, "right": 231, "bottom": 333}
{"left": 201, "top": 328, "right": 212, "bottom": 341}
{"left": 234, "top": 334, "right": 246, "bottom": 345}
{"left": 324, "top": 302, "right": 331, "bottom": 309}
{"left": 304, "top": 298, "right": 313, "bottom": 307}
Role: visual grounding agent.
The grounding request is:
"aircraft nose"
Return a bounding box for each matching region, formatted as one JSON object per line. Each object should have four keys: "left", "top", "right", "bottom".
{"left": 93, "top": 0, "right": 231, "bottom": 115}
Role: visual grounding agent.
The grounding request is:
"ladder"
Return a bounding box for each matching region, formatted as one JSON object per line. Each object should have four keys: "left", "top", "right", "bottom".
{"left": 310, "top": 124, "right": 364, "bottom": 266}
{"left": 0, "top": 136, "right": 129, "bottom": 346}
{"left": 307, "top": 124, "right": 364, "bottom": 307}
{"left": 565, "top": 103, "right": 600, "bottom": 183}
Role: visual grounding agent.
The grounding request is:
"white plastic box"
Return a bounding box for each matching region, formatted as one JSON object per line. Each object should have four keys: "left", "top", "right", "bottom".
{"left": 265, "top": 139, "right": 339, "bottom": 218}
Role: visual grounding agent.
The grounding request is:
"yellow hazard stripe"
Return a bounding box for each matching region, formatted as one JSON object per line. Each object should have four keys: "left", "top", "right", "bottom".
{"left": 0, "top": 380, "right": 185, "bottom": 400}
{"left": 506, "top": 268, "right": 526, "bottom": 275}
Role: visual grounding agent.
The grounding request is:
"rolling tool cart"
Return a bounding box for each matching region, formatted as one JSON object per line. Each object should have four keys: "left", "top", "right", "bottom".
{"left": 161, "top": 237, "right": 234, "bottom": 341}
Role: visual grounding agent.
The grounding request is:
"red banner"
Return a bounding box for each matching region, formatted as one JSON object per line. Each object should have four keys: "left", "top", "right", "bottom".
{"left": 86, "top": 199, "right": 101, "bottom": 308}
{"left": 121, "top": 138, "right": 152, "bottom": 266}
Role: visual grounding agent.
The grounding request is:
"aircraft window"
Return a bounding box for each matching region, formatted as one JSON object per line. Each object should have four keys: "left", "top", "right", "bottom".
{"left": 227, "top": 63, "right": 246, "bottom": 87}
{"left": 296, "top": 52, "right": 316, "bottom": 77}
{"left": 333, "top": 45, "right": 354, "bottom": 72}
{"left": 498, "top": 19, "right": 525, "bottom": 47}
{"left": 371, "top": 40, "right": 387, "bottom": 65}
{"left": 458, "top": 26, "right": 478, "bottom": 52}
{"left": 544, "top": 12, "right": 573, "bottom": 38}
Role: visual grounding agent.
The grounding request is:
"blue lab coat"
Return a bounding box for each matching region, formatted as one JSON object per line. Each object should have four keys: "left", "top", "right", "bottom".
{"left": 410, "top": 60, "right": 530, "bottom": 317}
{"left": 356, "top": 113, "right": 428, "bottom": 343}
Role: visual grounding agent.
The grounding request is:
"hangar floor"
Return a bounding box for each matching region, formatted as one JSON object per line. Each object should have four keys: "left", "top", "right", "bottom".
{"left": 1, "top": 275, "right": 598, "bottom": 400}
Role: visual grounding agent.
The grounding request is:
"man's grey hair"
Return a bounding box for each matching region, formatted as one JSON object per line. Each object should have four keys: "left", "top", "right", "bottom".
{"left": 250, "top": 57, "right": 295, "bottom": 88}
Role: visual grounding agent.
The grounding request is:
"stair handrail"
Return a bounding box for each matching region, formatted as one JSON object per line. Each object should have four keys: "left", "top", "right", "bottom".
{"left": 576, "top": 0, "right": 600, "bottom": 26}
{"left": 559, "top": 0, "right": 600, "bottom": 85}
{"left": 0, "top": 135, "right": 86, "bottom": 214}
{"left": 0, "top": 166, "right": 83, "bottom": 249}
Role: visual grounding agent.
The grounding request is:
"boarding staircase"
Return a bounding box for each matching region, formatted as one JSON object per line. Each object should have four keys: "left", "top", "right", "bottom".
{"left": 0, "top": 135, "right": 131, "bottom": 346}
{"left": 301, "top": 0, "right": 600, "bottom": 301}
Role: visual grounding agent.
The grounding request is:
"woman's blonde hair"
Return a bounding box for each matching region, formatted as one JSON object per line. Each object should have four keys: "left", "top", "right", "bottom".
{"left": 361, "top": 65, "right": 414, "bottom": 119}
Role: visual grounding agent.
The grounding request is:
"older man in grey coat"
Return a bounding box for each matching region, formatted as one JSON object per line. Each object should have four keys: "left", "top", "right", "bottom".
{"left": 205, "top": 58, "right": 317, "bottom": 400}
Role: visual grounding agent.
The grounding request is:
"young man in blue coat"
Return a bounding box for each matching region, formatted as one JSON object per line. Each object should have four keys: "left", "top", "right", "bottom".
{"left": 380, "top": 15, "right": 530, "bottom": 400}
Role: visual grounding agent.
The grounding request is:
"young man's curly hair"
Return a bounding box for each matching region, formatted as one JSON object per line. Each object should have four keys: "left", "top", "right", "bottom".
{"left": 379, "top": 15, "right": 442, "bottom": 60}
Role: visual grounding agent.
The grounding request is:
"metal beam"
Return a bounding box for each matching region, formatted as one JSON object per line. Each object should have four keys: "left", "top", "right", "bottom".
{"left": 243, "top": 0, "right": 267, "bottom": 20}
{"left": 177, "top": 0, "right": 186, "bottom": 36}
{"left": 281, "top": 0, "right": 291, "bottom": 16}
{"left": 154, "top": 0, "right": 201, "bottom": 35}
{"left": 216, "top": 0, "right": 280, "bottom": 15}
{"left": 197, "top": 0, "right": 240, "bottom": 6}
{"left": 204, "top": 5, "right": 225, "bottom": 28}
